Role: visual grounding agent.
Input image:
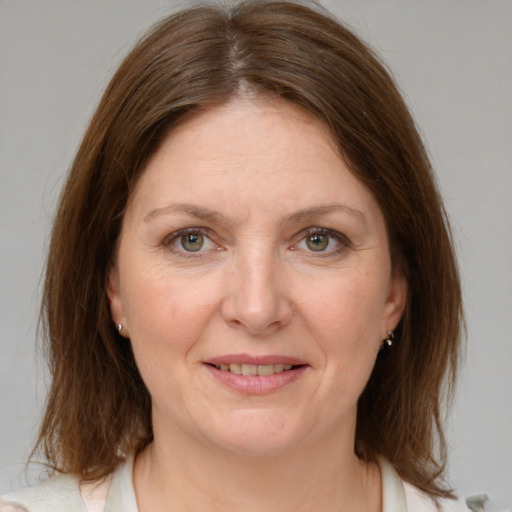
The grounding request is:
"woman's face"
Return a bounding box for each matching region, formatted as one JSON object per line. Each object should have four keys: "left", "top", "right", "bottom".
{"left": 109, "top": 98, "right": 406, "bottom": 457}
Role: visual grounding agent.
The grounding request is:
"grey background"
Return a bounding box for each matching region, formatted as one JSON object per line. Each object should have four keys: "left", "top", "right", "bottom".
{"left": 1, "top": 0, "right": 511, "bottom": 509}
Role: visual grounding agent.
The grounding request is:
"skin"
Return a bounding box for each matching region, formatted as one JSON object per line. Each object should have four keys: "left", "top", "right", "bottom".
{"left": 108, "top": 97, "right": 407, "bottom": 511}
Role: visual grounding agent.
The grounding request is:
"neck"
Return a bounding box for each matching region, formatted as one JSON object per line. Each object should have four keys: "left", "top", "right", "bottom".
{"left": 133, "top": 424, "right": 381, "bottom": 512}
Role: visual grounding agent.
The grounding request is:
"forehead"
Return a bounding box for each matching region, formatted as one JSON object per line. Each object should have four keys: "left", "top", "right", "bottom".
{"left": 159, "top": 97, "right": 341, "bottom": 168}
{"left": 126, "top": 97, "right": 382, "bottom": 227}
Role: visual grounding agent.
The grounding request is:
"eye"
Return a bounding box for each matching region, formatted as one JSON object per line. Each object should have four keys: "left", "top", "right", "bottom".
{"left": 295, "top": 228, "right": 348, "bottom": 254}
{"left": 164, "top": 228, "right": 218, "bottom": 255}
{"left": 180, "top": 232, "right": 205, "bottom": 252}
{"left": 305, "top": 233, "right": 329, "bottom": 251}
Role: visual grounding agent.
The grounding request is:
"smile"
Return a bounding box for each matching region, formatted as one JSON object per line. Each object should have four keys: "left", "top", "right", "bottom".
{"left": 204, "top": 357, "right": 308, "bottom": 394}
{"left": 211, "top": 363, "right": 296, "bottom": 376}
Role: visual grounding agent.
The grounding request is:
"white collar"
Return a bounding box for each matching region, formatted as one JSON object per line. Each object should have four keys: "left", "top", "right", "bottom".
{"left": 378, "top": 456, "right": 408, "bottom": 512}
{"left": 104, "top": 455, "right": 408, "bottom": 512}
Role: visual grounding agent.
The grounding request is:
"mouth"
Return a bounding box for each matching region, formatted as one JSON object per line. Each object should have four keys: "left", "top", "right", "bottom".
{"left": 203, "top": 356, "right": 308, "bottom": 394}
{"left": 207, "top": 363, "right": 303, "bottom": 376}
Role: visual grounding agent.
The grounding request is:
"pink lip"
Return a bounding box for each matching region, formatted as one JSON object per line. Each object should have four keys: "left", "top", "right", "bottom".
{"left": 203, "top": 354, "right": 309, "bottom": 395}
{"left": 204, "top": 354, "right": 307, "bottom": 366}
{"left": 205, "top": 365, "right": 307, "bottom": 395}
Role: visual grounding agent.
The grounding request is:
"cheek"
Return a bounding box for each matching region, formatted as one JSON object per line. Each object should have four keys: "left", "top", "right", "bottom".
{"left": 122, "top": 272, "right": 221, "bottom": 411}
{"left": 300, "top": 272, "right": 387, "bottom": 343}
{"left": 291, "top": 275, "right": 386, "bottom": 425}
{"left": 121, "top": 268, "right": 220, "bottom": 358}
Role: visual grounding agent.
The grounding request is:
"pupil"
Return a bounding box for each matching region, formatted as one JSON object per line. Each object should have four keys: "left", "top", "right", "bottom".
{"left": 181, "top": 233, "right": 203, "bottom": 252}
{"left": 307, "top": 234, "right": 328, "bottom": 251}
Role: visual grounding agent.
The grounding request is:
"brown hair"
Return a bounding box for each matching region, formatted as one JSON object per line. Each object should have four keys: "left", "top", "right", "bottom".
{"left": 35, "top": 0, "right": 463, "bottom": 498}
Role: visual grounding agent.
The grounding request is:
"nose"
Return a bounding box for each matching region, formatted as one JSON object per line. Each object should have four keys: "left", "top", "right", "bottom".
{"left": 221, "top": 246, "right": 293, "bottom": 336}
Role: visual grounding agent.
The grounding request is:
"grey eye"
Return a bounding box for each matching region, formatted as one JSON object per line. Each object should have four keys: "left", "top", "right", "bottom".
{"left": 180, "top": 233, "right": 204, "bottom": 252}
{"left": 305, "top": 233, "right": 329, "bottom": 251}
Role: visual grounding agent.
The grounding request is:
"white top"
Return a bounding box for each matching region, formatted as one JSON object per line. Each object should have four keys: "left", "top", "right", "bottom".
{"left": 1, "top": 457, "right": 470, "bottom": 512}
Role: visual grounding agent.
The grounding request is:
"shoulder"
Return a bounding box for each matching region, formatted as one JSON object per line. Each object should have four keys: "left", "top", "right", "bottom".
{"left": 403, "top": 481, "right": 471, "bottom": 512}
{"left": 1, "top": 473, "right": 87, "bottom": 512}
{"left": 378, "top": 456, "right": 470, "bottom": 512}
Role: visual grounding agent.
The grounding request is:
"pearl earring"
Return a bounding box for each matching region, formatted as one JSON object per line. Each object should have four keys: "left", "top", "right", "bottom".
{"left": 378, "top": 330, "right": 394, "bottom": 359}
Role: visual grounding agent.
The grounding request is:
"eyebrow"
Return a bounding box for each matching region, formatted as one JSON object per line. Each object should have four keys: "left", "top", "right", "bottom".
{"left": 144, "top": 202, "right": 367, "bottom": 225}
{"left": 144, "top": 203, "right": 227, "bottom": 223}
{"left": 284, "top": 204, "right": 367, "bottom": 224}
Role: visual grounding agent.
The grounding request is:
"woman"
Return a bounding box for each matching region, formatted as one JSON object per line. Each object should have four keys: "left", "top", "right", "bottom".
{"left": 1, "top": 1, "right": 468, "bottom": 511}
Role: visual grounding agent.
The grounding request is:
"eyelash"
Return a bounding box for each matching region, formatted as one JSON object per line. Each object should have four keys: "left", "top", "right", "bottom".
{"left": 162, "top": 227, "right": 350, "bottom": 258}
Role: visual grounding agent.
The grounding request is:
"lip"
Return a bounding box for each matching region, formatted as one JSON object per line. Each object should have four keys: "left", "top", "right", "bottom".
{"left": 204, "top": 354, "right": 307, "bottom": 366}
{"left": 203, "top": 354, "right": 309, "bottom": 395}
{"left": 204, "top": 364, "right": 307, "bottom": 395}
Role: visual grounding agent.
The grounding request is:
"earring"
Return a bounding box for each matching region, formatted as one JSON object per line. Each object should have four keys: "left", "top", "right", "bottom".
{"left": 384, "top": 330, "right": 394, "bottom": 347}
{"left": 117, "top": 323, "right": 123, "bottom": 333}
{"left": 378, "top": 330, "right": 394, "bottom": 358}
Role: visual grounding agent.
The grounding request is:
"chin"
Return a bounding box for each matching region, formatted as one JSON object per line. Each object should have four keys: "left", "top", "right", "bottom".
{"left": 200, "top": 409, "right": 308, "bottom": 457}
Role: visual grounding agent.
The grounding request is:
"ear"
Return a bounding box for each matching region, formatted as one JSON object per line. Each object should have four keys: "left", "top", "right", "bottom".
{"left": 107, "top": 265, "right": 129, "bottom": 338}
{"left": 381, "top": 270, "right": 408, "bottom": 336}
